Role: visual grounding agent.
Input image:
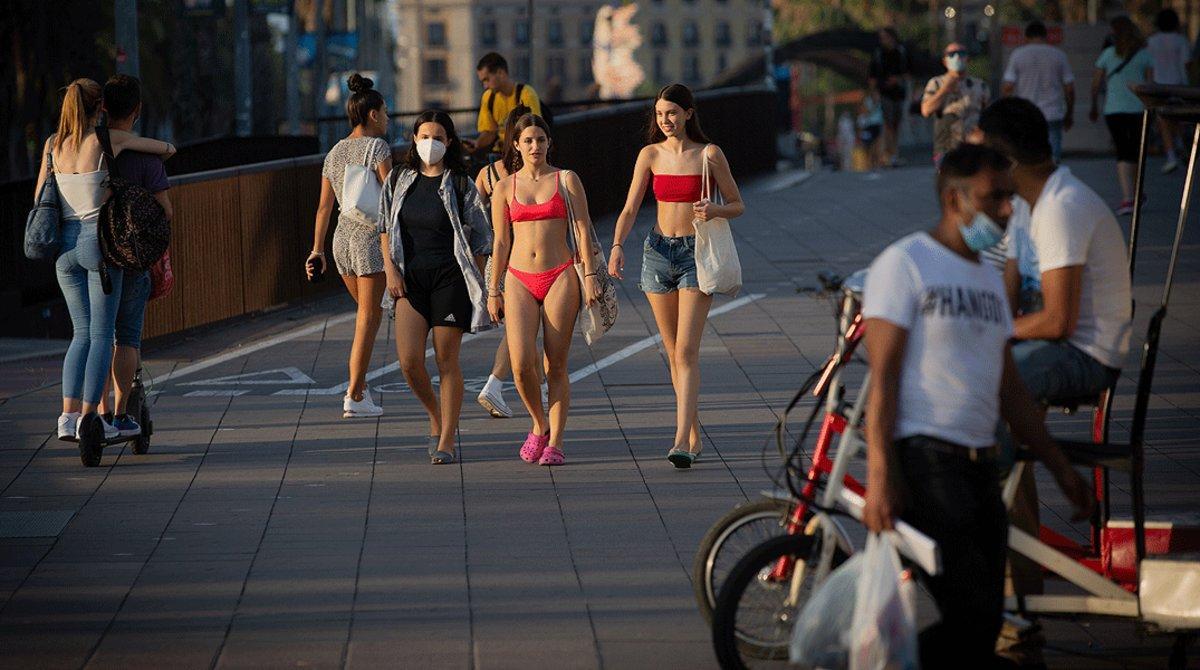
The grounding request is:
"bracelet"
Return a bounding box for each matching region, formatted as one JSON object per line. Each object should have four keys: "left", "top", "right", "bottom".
{"left": 611, "top": 243, "right": 623, "bottom": 248}
{"left": 309, "top": 251, "right": 325, "bottom": 256}
{"left": 585, "top": 272, "right": 598, "bottom": 277}
{"left": 488, "top": 291, "right": 503, "bottom": 298}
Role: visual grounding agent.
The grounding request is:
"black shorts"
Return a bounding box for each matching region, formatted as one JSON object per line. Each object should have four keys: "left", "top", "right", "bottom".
{"left": 1105, "top": 113, "right": 1142, "bottom": 163}
{"left": 403, "top": 264, "right": 472, "bottom": 330}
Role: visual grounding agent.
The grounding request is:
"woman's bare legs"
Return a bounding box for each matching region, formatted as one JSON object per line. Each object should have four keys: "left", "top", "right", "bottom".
{"left": 432, "top": 326, "right": 465, "bottom": 455}
{"left": 345, "top": 273, "right": 385, "bottom": 401}
{"left": 646, "top": 289, "right": 711, "bottom": 452}
{"left": 540, "top": 271, "right": 581, "bottom": 449}
{"left": 393, "top": 298, "right": 440, "bottom": 439}
{"left": 504, "top": 279, "right": 548, "bottom": 437}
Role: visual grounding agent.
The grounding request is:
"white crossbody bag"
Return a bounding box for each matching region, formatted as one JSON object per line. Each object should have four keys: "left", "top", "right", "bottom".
{"left": 341, "top": 139, "right": 383, "bottom": 225}
{"left": 692, "top": 147, "right": 742, "bottom": 296}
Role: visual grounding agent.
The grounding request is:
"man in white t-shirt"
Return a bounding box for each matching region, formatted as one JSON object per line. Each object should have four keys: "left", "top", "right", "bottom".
{"left": 1002, "top": 21, "right": 1076, "bottom": 163}
{"left": 862, "top": 144, "right": 1092, "bottom": 668}
{"left": 1149, "top": 9, "right": 1192, "bottom": 172}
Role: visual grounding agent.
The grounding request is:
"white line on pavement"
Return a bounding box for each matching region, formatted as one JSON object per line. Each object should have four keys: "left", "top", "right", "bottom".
{"left": 156, "top": 313, "right": 357, "bottom": 385}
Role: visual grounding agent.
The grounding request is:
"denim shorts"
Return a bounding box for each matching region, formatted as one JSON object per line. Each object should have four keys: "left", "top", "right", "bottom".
{"left": 639, "top": 232, "right": 699, "bottom": 294}
{"left": 116, "top": 270, "right": 152, "bottom": 349}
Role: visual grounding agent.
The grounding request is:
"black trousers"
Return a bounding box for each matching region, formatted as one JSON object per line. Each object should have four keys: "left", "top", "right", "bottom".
{"left": 896, "top": 435, "right": 1009, "bottom": 669}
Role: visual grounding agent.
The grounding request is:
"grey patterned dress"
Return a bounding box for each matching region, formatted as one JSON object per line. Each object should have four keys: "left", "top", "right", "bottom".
{"left": 322, "top": 137, "right": 391, "bottom": 276}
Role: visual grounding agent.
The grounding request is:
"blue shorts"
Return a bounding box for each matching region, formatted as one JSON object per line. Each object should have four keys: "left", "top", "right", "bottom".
{"left": 639, "top": 232, "right": 699, "bottom": 294}
{"left": 116, "top": 270, "right": 151, "bottom": 349}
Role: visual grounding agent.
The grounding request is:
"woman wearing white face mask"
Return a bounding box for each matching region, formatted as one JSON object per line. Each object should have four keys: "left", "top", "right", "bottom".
{"left": 921, "top": 43, "right": 990, "bottom": 167}
{"left": 309, "top": 73, "right": 392, "bottom": 419}
{"left": 380, "top": 111, "right": 492, "bottom": 464}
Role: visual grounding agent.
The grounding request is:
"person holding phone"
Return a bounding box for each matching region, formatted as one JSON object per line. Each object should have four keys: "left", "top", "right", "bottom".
{"left": 307, "top": 73, "right": 392, "bottom": 418}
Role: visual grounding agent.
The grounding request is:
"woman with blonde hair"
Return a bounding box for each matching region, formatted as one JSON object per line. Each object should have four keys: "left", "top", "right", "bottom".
{"left": 35, "top": 78, "right": 175, "bottom": 447}
{"left": 488, "top": 113, "right": 601, "bottom": 466}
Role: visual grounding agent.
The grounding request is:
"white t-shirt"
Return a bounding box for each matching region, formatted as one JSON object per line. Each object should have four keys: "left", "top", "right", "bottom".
{"left": 863, "top": 233, "right": 1013, "bottom": 448}
{"left": 1003, "top": 43, "right": 1075, "bottom": 122}
{"left": 1029, "top": 167, "right": 1132, "bottom": 368}
{"left": 1004, "top": 196, "right": 1041, "bottom": 290}
{"left": 1147, "top": 32, "right": 1191, "bottom": 85}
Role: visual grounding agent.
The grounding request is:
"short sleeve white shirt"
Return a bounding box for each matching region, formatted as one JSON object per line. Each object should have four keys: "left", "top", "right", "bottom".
{"left": 1003, "top": 43, "right": 1075, "bottom": 122}
{"left": 1029, "top": 167, "right": 1132, "bottom": 368}
{"left": 1147, "top": 32, "right": 1191, "bottom": 85}
{"left": 863, "top": 233, "right": 1013, "bottom": 448}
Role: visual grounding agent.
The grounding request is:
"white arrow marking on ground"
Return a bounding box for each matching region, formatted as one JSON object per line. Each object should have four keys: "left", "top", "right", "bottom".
{"left": 180, "top": 366, "right": 317, "bottom": 386}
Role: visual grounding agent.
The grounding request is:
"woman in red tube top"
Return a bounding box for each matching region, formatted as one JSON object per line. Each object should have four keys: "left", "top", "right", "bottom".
{"left": 487, "top": 113, "right": 602, "bottom": 466}
{"left": 608, "top": 84, "right": 745, "bottom": 469}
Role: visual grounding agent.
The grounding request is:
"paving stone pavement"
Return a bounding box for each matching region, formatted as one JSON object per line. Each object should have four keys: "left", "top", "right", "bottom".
{"left": 1, "top": 157, "right": 1198, "bottom": 669}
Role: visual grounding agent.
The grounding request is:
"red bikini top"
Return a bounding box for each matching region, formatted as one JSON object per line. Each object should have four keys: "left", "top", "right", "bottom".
{"left": 508, "top": 171, "right": 568, "bottom": 223}
{"left": 652, "top": 173, "right": 705, "bottom": 203}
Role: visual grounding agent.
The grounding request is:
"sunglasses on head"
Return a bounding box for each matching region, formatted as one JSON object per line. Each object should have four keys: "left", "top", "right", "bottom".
{"left": 945, "top": 50, "right": 968, "bottom": 57}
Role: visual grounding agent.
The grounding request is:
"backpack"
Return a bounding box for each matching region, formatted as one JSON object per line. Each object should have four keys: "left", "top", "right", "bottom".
{"left": 487, "top": 83, "right": 554, "bottom": 129}
{"left": 95, "top": 126, "right": 171, "bottom": 276}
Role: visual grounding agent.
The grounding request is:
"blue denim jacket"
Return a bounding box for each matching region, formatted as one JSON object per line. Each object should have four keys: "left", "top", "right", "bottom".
{"left": 379, "top": 168, "right": 493, "bottom": 332}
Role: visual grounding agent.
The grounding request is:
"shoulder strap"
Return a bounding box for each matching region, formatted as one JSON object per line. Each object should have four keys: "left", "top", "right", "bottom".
{"left": 487, "top": 161, "right": 500, "bottom": 190}
{"left": 96, "top": 125, "right": 119, "bottom": 179}
{"left": 515, "top": 83, "right": 525, "bottom": 104}
{"left": 486, "top": 89, "right": 497, "bottom": 116}
{"left": 558, "top": 170, "right": 580, "bottom": 252}
{"left": 361, "top": 138, "right": 375, "bottom": 165}
{"left": 1108, "top": 51, "right": 1137, "bottom": 78}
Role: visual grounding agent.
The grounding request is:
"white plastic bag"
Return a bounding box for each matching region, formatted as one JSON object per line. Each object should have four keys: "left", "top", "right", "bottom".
{"left": 849, "top": 532, "right": 919, "bottom": 670}
{"left": 692, "top": 146, "right": 742, "bottom": 297}
{"left": 341, "top": 140, "right": 383, "bottom": 225}
{"left": 790, "top": 553, "right": 863, "bottom": 668}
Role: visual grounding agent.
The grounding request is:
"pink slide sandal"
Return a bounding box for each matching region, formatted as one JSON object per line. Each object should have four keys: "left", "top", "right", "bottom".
{"left": 520, "top": 432, "right": 549, "bottom": 463}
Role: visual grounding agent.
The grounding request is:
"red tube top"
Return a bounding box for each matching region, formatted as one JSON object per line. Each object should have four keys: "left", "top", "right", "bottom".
{"left": 652, "top": 174, "right": 704, "bottom": 203}
{"left": 508, "top": 171, "right": 569, "bottom": 222}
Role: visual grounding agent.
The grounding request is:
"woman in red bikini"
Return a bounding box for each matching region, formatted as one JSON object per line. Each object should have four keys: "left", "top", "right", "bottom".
{"left": 487, "top": 113, "right": 602, "bottom": 466}
{"left": 608, "top": 84, "right": 744, "bottom": 468}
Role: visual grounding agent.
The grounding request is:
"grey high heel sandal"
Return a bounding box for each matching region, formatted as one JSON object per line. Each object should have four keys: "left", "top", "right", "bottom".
{"left": 431, "top": 450, "right": 456, "bottom": 465}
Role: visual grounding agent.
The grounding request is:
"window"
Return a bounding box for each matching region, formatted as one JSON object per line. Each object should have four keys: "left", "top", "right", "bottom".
{"left": 715, "top": 22, "right": 731, "bottom": 47}
{"left": 547, "top": 56, "right": 566, "bottom": 79}
{"left": 654, "top": 54, "right": 667, "bottom": 83}
{"left": 516, "top": 55, "right": 531, "bottom": 80}
{"left": 579, "top": 19, "right": 594, "bottom": 46}
{"left": 579, "top": 55, "right": 594, "bottom": 84}
{"left": 683, "top": 54, "right": 701, "bottom": 83}
{"left": 683, "top": 21, "right": 699, "bottom": 47}
{"left": 427, "top": 22, "right": 446, "bottom": 47}
{"left": 548, "top": 19, "right": 563, "bottom": 46}
{"left": 422, "top": 99, "right": 447, "bottom": 110}
{"left": 747, "top": 22, "right": 762, "bottom": 46}
{"left": 424, "top": 58, "right": 449, "bottom": 85}
{"left": 479, "top": 20, "right": 497, "bottom": 47}
{"left": 652, "top": 22, "right": 668, "bottom": 46}
{"left": 515, "top": 20, "right": 530, "bottom": 46}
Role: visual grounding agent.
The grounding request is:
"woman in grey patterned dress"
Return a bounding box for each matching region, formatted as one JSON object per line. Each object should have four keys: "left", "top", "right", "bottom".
{"left": 306, "top": 73, "right": 392, "bottom": 418}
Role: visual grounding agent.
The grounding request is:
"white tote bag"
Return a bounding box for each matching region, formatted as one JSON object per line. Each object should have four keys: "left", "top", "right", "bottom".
{"left": 692, "top": 147, "right": 742, "bottom": 297}
{"left": 559, "top": 171, "right": 618, "bottom": 345}
{"left": 341, "top": 139, "right": 383, "bottom": 225}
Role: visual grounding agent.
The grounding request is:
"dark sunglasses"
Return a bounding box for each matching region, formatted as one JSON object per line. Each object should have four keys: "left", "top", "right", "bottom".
{"left": 945, "top": 50, "right": 968, "bottom": 57}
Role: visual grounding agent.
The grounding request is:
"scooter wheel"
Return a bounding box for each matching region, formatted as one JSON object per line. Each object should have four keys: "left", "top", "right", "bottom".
{"left": 77, "top": 414, "right": 104, "bottom": 467}
{"left": 132, "top": 405, "right": 152, "bottom": 455}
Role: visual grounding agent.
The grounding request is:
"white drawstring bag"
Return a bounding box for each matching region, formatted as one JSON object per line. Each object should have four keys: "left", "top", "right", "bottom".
{"left": 849, "top": 532, "right": 919, "bottom": 670}
{"left": 692, "top": 146, "right": 742, "bottom": 296}
{"left": 341, "top": 139, "right": 383, "bottom": 225}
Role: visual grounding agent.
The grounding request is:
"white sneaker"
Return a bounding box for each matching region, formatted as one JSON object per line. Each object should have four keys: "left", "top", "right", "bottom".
{"left": 343, "top": 388, "right": 383, "bottom": 418}
{"left": 57, "top": 412, "right": 81, "bottom": 440}
{"left": 477, "top": 385, "right": 513, "bottom": 418}
{"left": 75, "top": 414, "right": 118, "bottom": 441}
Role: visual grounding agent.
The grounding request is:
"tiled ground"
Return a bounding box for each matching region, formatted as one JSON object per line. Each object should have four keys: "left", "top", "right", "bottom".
{"left": 1, "top": 157, "right": 1197, "bottom": 669}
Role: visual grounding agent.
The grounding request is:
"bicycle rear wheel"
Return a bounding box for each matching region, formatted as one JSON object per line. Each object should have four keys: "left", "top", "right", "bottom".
{"left": 711, "top": 533, "right": 845, "bottom": 669}
{"left": 693, "top": 498, "right": 790, "bottom": 624}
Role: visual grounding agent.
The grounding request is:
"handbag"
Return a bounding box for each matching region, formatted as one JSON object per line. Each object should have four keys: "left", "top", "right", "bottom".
{"left": 559, "top": 170, "right": 618, "bottom": 345}
{"left": 692, "top": 147, "right": 743, "bottom": 296}
{"left": 341, "top": 139, "right": 383, "bottom": 225}
{"left": 24, "top": 150, "right": 62, "bottom": 261}
{"left": 149, "top": 249, "right": 175, "bottom": 300}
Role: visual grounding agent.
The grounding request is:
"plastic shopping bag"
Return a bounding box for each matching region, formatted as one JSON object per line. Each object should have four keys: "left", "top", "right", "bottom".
{"left": 848, "top": 532, "right": 919, "bottom": 670}
{"left": 790, "top": 553, "right": 863, "bottom": 668}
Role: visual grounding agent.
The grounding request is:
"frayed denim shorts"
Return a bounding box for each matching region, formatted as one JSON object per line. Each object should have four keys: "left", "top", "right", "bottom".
{"left": 639, "top": 231, "right": 699, "bottom": 294}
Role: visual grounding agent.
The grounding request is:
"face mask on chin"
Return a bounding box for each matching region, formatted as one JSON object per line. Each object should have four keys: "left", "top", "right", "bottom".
{"left": 959, "top": 209, "right": 1005, "bottom": 252}
{"left": 416, "top": 138, "right": 446, "bottom": 166}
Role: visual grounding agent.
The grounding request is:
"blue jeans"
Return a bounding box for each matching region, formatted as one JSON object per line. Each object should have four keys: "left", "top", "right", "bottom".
{"left": 116, "top": 271, "right": 151, "bottom": 349}
{"left": 56, "top": 219, "right": 123, "bottom": 404}
{"left": 639, "top": 232, "right": 699, "bottom": 294}
{"left": 1048, "top": 120, "right": 1064, "bottom": 164}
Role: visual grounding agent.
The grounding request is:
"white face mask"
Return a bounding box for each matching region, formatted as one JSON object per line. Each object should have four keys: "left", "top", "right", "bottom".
{"left": 946, "top": 54, "right": 968, "bottom": 73}
{"left": 416, "top": 138, "right": 446, "bottom": 166}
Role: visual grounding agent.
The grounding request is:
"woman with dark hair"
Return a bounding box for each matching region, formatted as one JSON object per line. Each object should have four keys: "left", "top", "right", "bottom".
{"left": 380, "top": 110, "right": 492, "bottom": 464}
{"left": 36, "top": 78, "right": 175, "bottom": 446}
{"left": 308, "top": 73, "right": 392, "bottom": 417}
{"left": 1148, "top": 8, "right": 1191, "bottom": 173}
{"left": 1091, "top": 16, "right": 1154, "bottom": 215}
{"left": 487, "top": 113, "right": 602, "bottom": 466}
{"left": 474, "top": 105, "right": 547, "bottom": 419}
{"left": 607, "top": 84, "right": 744, "bottom": 468}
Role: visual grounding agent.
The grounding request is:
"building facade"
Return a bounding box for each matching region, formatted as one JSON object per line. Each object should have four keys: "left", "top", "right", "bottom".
{"left": 394, "top": 0, "right": 768, "bottom": 113}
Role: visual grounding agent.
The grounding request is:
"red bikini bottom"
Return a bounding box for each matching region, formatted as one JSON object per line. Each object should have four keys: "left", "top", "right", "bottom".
{"left": 507, "top": 260, "right": 574, "bottom": 303}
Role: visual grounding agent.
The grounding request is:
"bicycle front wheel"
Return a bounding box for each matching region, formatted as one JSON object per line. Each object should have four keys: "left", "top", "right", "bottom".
{"left": 693, "top": 498, "right": 791, "bottom": 624}
{"left": 711, "top": 533, "right": 843, "bottom": 669}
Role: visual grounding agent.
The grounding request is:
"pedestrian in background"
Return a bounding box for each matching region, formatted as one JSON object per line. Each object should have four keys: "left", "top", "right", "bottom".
{"left": 1090, "top": 16, "right": 1154, "bottom": 215}
{"left": 465, "top": 52, "right": 543, "bottom": 159}
{"left": 1002, "top": 20, "right": 1076, "bottom": 163}
{"left": 869, "top": 28, "right": 913, "bottom": 167}
{"left": 307, "top": 73, "right": 392, "bottom": 418}
{"left": 922, "top": 42, "right": 990, "bottom": 167}
{"left": 1147, "top": 8, "right": 1191, "bottom": 173}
